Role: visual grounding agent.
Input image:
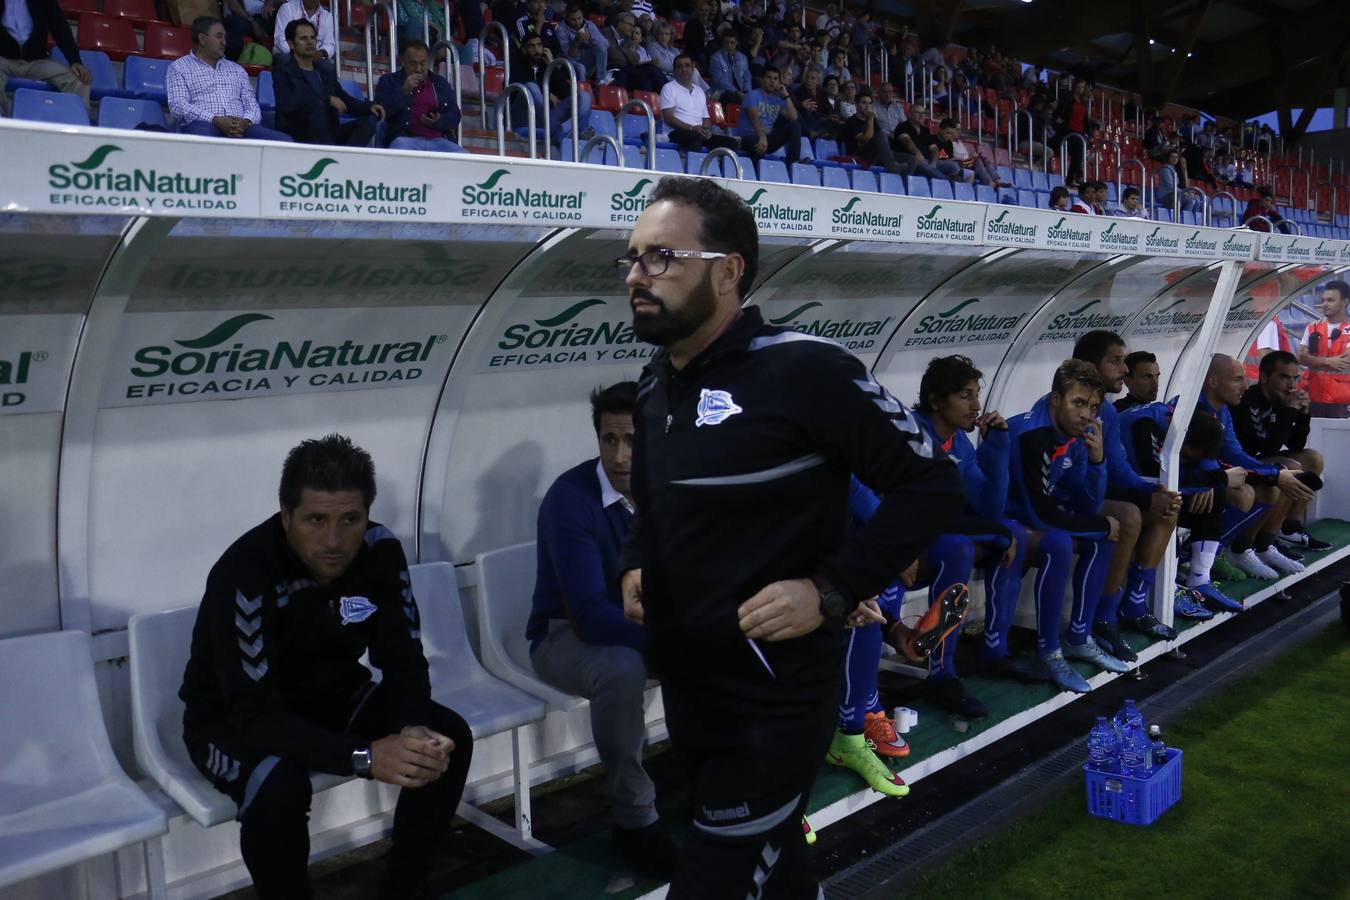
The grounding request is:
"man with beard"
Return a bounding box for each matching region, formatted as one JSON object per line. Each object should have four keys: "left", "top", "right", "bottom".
{"left": 1116, "top": 350, "right": 1160, "bottom": 412}
{"left": 616, "top": 176, "right": 963, "bottom": 899}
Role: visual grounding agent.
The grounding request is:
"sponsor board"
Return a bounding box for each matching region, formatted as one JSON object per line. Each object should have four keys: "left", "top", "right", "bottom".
{"left": 1252, "top": 233, "right": 1350, "bottom": 264}
{"left": 477, "top": 298, "right": 659, "bottom": 372}
{"left": 1094, "top": 219, "right": 1147, "bottom": 254}
{"left": 0, "top": 315, "right": 81, "bottom": 415}
{"left": 606, "top": 176, "right": 658, "bottom": 225}
{"left": 100, "top": 309, "right": 465, "bottom": 408}
{"left": 1311, "top": 239, "right": 1345, "bottom": 265}
{"left": 1128, "top": 295, "right": 1208, "bottom": 338}
{"left": 826, "top": 194, "right": 906, "bottom": 240}
{"left": 983, "top": 206, "right": 1042, "bottom": 248}
{"left": 897, "top": 297, "right": 1028, "bottom": 349}
{"left": 1034, "top": 298, "right": 1131, "bottom": 343}
{"left": 262, "top": 152, "right": 433, "bottom": 220}
{"left": 905, "top": 200, "right": 983, "bottom": 244}
{"left": 1221, "top": 295, "right": 1268, "bottom": 334}
{"left": 727, "top": 183, "right": 819, "bottom": 235}
{"left": 759, "top": 300, "right": 895, "bottom": 357}
{"left": 1217, "top": 230, "right": 1258, "bottom": 260}
{"left": 458, "top": 166, "right": 589, "bottom": 225}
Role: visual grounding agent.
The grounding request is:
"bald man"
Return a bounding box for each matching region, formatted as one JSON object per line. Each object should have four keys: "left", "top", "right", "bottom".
{"left": 1196, "top": 354, "right": 1314, "bottom": 580}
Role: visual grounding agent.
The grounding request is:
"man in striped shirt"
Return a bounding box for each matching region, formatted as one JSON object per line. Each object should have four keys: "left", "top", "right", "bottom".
{"left": 167, "top": 17, "right": 292, "bottom": 140}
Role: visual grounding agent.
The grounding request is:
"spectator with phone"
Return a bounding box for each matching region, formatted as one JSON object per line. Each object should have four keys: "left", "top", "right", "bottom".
{"left": 375, "top": 40, "right": 465, "bottom": 152}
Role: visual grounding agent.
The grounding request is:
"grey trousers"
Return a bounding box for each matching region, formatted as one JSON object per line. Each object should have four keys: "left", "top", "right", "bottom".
{"left": 0, "top": 57, "right": 91, "bottom": 117}
{"left": 531, "top": 625, "right": 657, "bottom": 829}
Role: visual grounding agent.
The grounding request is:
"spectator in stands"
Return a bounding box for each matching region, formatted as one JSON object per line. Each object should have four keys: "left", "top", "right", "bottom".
{"left": 1195, "top": 120, "right": 1218, "bottom": 150}
{"left": 824, "top": 45, "right": 850, "bottom": 82}
{"left": 1215, "top": 153, "right": 1238, "bottom": 187}
{"left": 838, "top": 88, "right": 904, "bottom": 173}
{"left": 1018, "top": 93, "right": 1051, "bottom": 167}
{"left": 1069, "top": 182, "right": 1095, "bottom": 215}
{"left": 1158, "top": 149, "right": 1201, "bottom": 215}
{"left": 708, "top": 28, "right": 751, "bottom": 103}
{"left": 937, "top": 116, "right": 997, "bottom": 186}
{"left": 375, "top": 40, "right": 466, "bottom": 152}
{"left": 274, "top": 19, "right": 383, "bottom": 146}
{"left": 1049, "top": 185, "right": 1071, "bottom": 210}
{"left": 817, "top": 73, "right": 848, "bottom": 136}
{"left": 1236, "top": 156, "right": 1254, "bottom": 188}
{"left": 1117, "top": 350, "right": 1160, "bottom": 412}
{"left": 872, "top": 79, "right": 905, "bottom": 133}
{"left": 770, "top": 20, "right": 803, "bottom": 72}
{"left": 180, "top": 434, "right": 473, "bottom": 900}
{"left": 660, "top": 52, "right": 739, "bottom": 153}
{"left": 222, "top": 0, "right": 280, "bottom": 62}
{"left": 1257, "top": 123, "right": 1273, "bottom": 155}
{"left": 892, "top": 103, "right": 951, "bottom": 181}
{"left": 1297, "top": 280, "right": 1350, "bottom": 418}
{"left": 168, "top": 17, "right": 293, "bottom": 141}
{"left": 1242, "top": 185, "right": 1289, "bottom": 232}
{"left": 557, "top": 2, "right": 609, "bottom": 82}
{"left": 1143, "top": 114, "right": 1174, "bottom": 161}
{"left": 510, "top": 32, "right": 597, "bottom": 145}
{"left": 1115, "top": 185, "right": 1148, "bottom": 218}
{"left": 1051, "top": 78, "right": 1093, "bottom": 185}
{"left": 272, "top": 0, "right": 336, "bottom": 59}
{"left": 603, "top": 10, "right": 664, "bottom": 92}
{"left": 734, "top": 64, "right": 801, "bottom": 164}
{"left": 0, "top": 0, "right": 90, "bottom": 118}
{"left": 838, "top": 79, "right": 859, "bottom": 119}
{"left": 528, "top": 383, "right": 675, "bottom": 879}
{"left": 1088, "top": 180, "right": 1109, "bottom": 214}
{"left": 1233, "top": 350, "right": 1331, "bottom": 551}
{"left": 682, "top": 0, "right": 719, "bottom": 68}
{"left": 792, "top": 65, "right": 828, "bottom": 139}
{"left": 514, "top": 0, "right": 560, "bottom": 54}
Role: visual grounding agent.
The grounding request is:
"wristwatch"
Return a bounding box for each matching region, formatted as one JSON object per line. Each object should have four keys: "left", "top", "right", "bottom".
{"left": 811, "top": 575, "right": 849, "bottom": 620}
{"left": 351, "top": 747, "right": 373, "bottom": 779}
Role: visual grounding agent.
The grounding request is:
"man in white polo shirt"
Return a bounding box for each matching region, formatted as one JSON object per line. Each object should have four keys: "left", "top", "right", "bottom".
{"left": 659, "top": 52, "right": 741, "bottom": 155}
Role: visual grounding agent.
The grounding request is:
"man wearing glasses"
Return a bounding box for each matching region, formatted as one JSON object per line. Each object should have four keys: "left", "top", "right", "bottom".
{"left": 1296, "top": 280, "right": 1350, "bottom": 418}
{"left": 615, "top": 176, "right": 963, "bottom": 898}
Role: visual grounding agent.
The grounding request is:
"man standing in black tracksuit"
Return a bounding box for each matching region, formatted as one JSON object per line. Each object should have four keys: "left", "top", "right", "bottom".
{"left": 616, "top": 176, "right": 964, "bottom": 899}
{"left": 1232, "top": 349, "right": 1330, "bottom": 552}
{"left": 179, "top": 434, "right": 473, "bottom": 899}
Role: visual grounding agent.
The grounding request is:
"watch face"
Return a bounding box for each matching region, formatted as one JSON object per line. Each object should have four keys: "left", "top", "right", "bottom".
{"left": 823, "top": 591, "right": 849, "bottom": 618}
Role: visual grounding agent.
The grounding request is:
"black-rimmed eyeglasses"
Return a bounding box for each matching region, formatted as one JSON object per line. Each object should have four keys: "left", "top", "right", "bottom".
{"left": 615, "top": 248, "right": 728, "bottom": 279}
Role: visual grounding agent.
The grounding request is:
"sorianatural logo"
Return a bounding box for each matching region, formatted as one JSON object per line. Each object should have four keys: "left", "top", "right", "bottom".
{"left": 1282, "top": 239, "right": 1310, "bottom": 259}
{"left": 1222, "top": 233, "right": 1255, "bottom": 256}
{"left": 906, "top": 297, "right": 1026, "bottom": 347}
{"left": 1, "top": 349, "right": 48, "bottom": 409}
{"left": 1045, "top": 215, "right": 1092, "bottom": 247}
{"left": 1098, "top": 221, "right": 1140, "bottom": 251}
{"left": 47, "top": 144, "right": 240, "bottom": 210}
{"left": 1144, "top": 226, "right": 1180, "bottom": 252}
{"left": 462, "top": 168, "right": 585, "bottom": 221}
{"left": 1313, "top": 240, "right": 1339, "bottom": 262}
{"left": 986, "top": 209, "right": 1037, "bottom": 242}
{"left": 766, "top": 300, "right": 893, "bottom": 351}
{"left": 1224, "top": 296, "right": 1264, "bottom": 328}
{"left": 1136, "top": 297, "right": 1204, "bottom": 333}
{"left": 1184, "top": 230, "right": 1218, "bottom": 254}
{"left": 915, "top": 204, "right": 978, "bottom": 241}
{"left": 744, "top": 187, "right": 815, "bottom": 232}
{"left": 125, "top": 313, "right": 444, "bottom": 400}
{"left": 609, "top": 178, "right": 654, "bottom": 222}
{"left": 830, "top": 196, "right": 903, "bottom": 236}
{"left": 1041, "top": 299, "right": 1129, "bottom": 340}
{"left": 277, "top": 157, "right": 429, "bottom": 216}
{"left": 489, "top": 299, "right": 656, "bottom": 369}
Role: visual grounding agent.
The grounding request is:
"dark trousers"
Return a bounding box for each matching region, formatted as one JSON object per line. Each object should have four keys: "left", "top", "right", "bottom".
{"left": 610, "top": 62, "right": 667, "bottom": 93}
{"left": 740, "top": 115, "right": 802, "bottom": 165}
{"left": 284, "top": 104, "right": 378, "bottom": 146}
{"left": 662, "top": 679, "right": 835, "bottom": 899}
{"left": 667, "top": 127, "right": 741, "bottom": 154}
{"left": 186, "top": 682, "right": 473, "bottom": 900}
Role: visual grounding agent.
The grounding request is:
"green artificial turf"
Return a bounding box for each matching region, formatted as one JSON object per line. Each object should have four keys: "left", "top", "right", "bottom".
{"left": 903, "top": 624, "right": 1350, "bottom": 900}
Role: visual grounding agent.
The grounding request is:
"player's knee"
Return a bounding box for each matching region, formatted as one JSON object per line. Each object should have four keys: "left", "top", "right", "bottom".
{"left": 241, "top": 758, "right": 312, "bottom": 825}
{"left": 1298, "top": 448, "right": 1324, "bottom": 474}
{"left": 1228, "top": 483, "right": 1254, "bottom": 511}
{"left": 591, "top": 646, "right": 649, "bottom": 700}
{"left": 932, "top": 533, "right": 976, "bottom": 571}
{"left": 425, "top": 703, "right": 475, "bottom": 760}
{"left": 1037, "top": 529, "right": 1073, "bottom": 564}
{"left": 1116, "top": 503, "right": 1142, "bottom": 540}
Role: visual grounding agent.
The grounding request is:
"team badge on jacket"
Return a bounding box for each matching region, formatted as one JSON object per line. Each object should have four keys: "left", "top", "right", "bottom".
{"left": 339, "top": 596, "right": 377, "bottom": 625}
{"left": 696, "top": 388, "right": 743, "bottom": 427}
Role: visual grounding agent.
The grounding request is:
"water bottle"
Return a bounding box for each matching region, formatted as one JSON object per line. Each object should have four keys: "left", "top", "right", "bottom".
{"left": 1086, "top": 716, "right": 1119, "bottom": 772}
{"left": 1119, "top": 720, "right": 1153, "bottom": 776}
{"left": 1147, "top": 724, "right": 1168, "bottom": 767}
{"left": 1114, "top": 698, "right": 1145, "bottom": 732}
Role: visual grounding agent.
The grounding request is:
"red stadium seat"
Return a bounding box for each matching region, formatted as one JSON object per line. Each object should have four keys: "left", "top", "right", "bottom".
{"left": 143, "top": 22, "right": 192, "bottom": 59}
{"left": 61, "top": 0, "right": 101, "bottom": 16}
{"left": 595, "top": 84, "right": 628, "bottom": 112}
{"left": 347, "top": 3, "right": 367, "bottom": 28}
{"left": 706, "top": 100, "right": 726, "bottom": 128}
{"left": 481, "top": 66, "right": 504, "bottom": 99}
{"left": 76, "top": 14, "right": 139, "bottom": 61}
{"left": 104, "top": 0, "right": 160, "bottom": 26}
{"left": 633, "top": 89, "right": 660, "bottom": 114}
{"left": 672, "top": 19, "right": 684, "bottom": 40}
{"left": 724, "top": 103, "right": 739, "bottom": 127}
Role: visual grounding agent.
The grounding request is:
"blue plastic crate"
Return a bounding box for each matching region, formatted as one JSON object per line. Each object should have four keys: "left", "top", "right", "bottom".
{"left": 1084, "top": 748, "right": 1183, "bottom": 825}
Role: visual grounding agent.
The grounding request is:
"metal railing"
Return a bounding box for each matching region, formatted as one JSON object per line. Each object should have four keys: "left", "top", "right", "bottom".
{"left": 1243, "top": 215, "right": 1274, "bottom": 232}
{"left": 430, "top": 39, "right": 461, "bottom": 129}
{"left": 580, "top": 134, "right": 623, "bottom": 166}
{"left": 542, "top": 57, "right": 580, "bottom": 162}
{"left": 1316, "top": 181, "right": 1337, "bottom": 222}
{"left": 1094, "top": 138, "right": 1120, "bottom": 182}
{"left": 1210, "top": 189, "right": 1239, "bottom": 227}
{"left": 363, "top": 2, "right": 397, "bottom": 99}
{"left": 1182, "top": 186, "right": 1208, "bottom": 225}
{"left": 616, "top": 98, "right": 657, "bottom": 170}
{"left": 1010, "top": 107, "right": 1030, "bottom": 168}
{"left": 904, "top": 66, "right": 914, "bottom": 104}
{"left": 699, "top": 146, "right": 744, "bottom": 179}
{"left": 494, "top": 83, "right": 536, "bottom": 159}
{"left": 478, "top": 21, "right": 510, "bottom": 129}
{"left": 1058, "top": 132, "right": 1088, "bottom": 182}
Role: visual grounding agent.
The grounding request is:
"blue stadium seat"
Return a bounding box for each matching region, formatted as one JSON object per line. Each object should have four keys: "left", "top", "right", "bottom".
{"left": 561, "top": 140, "right": 618, "bottom": 165}
{"left": 953, "top": 181, "right": 976, "bottom": 201}
{"left": 1013, "top": 168, "right": 1034, "bottom": 189}
{"left": 619, "top": 113, "right": 657, "bottom": 144}
{"left": 759, "top": 157, "right": 790, "bottom": 184}
{"left": 998, "top": 185, "right": 1019, "bottom": 204}
{"left": 821, "top": 166, "right": 851, "bottom": 189}
{"left": 1154, "top": 207, "right": 1173, "bottom": 222}
{"left": 51, "top": 47, "right": 126, "bottom": 101}
{"left": 257, "top": 70, "right": 275, "bottom": 113}
{"left": 1031, "top": 171, "right": 1049, "bottom": 191}
{"left": 733, "top": 153, "right": 757, "bottom": 178}
{"left": 97, "top": 97, "right": 165, "bottom": 129}
{"left": 340, "top": 78, "right": 365, "bottom": 99}
{"left": 790, "top": 162, "right": 820, "bottom": 186}
{"left": 850, "top": 169, "right": 878, "bottom": 192}
{"left": 996, "top": 165, "right": 1014, "bottom": 185}
{"left": 907, "top": 176, "right": 932, "bottom": 197}
{"left": 931, "top": 177, "right": 955, "bottom": 200}
{"left": 975, "top": 184, "right": 997, "bottom": 204}
{"left": 797, "top": 136, "right": 814, "bottom": 161}
{"left": 13, "top": 88, "right": 89, "bottom": 125}
{"left": 654, "top": 148, "right": 682, "bottom": 173}
{"left": 622, "top": 145, "right": 645, "bottom": 168}
{"left": 1105, "top": 182, "right": 1118, "bottom": 202}
{"left": 1017, "top": 188, "right": 1038, "bottom": 207}
{"left": 686, "top": 150, "right": 721, "bottom": 176}
{"left": 815, "top": 138, "right": 841, "bottom": 162}
{"left": 4, "top": 75, "right": 54, "bottom": 94}
{"left": 1048, "top": 173, "right": 1065, "bottom": 189}
{"left": 879, "top": 172, "right": 905, "bottom": 196}
{"left": 123, "top": 55, "right": 169, "bottom": 106}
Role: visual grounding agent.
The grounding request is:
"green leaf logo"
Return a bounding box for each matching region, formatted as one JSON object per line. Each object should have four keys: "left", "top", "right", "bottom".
{"left": 624, "top": 179, "right": 653, "bottom": 197}
{"left": 1102, "top": 223, "right": 1117, "bottom": 234}
{"left": 746, "top": 188, "right": 769, "bottom": 205}
{"left": 1066, "top": 300, "right": 1100, "bottom": 316}
{"left": 839, "top": 197, "right": 861, "bottom": 212}
{"left": 174, "top": 314, "right": 274, "bottom": 349}
{"left": 1051, "top": 216, "right": 1067, "bottom": 229}
{"left": 937, "top": 298, "right": 980, "bottom": 318}
{"left": 534, "top": 299, "right": 605, "bottom": 327}
{"left": 72, "top": 144, "right": 122, "bottom": 170}
{"left": 476, "top": 169, "right": 511, "bottom": 189}
{"left": 1287, "top": 240, "right": 1299, "bottom": 250}
{"left": 991, "top": 211, "right": 1009, "bottom": 223}
{"left": 1189, "top": 230, "right": 1200, "bottom": 240}
{"left": 1157, "top": 298, "right": 1187, "bottom": 313}
{"left": 920, "top": 204, "right": 943, "bottom": 220}
{"left": 1149, "top": 227, "right": 1162, "bottom": 238}
{"left": 1231, "top": 297, "right": 1253, "bottom": 310}
{"left": 1315, "top": 241, "right": 1328, "bottom": 251}
{"left": 768, "top": 302, "right": 824, "bottom": 324}
{"left": 297, "top": 158, "right": 339, "bottom": 180}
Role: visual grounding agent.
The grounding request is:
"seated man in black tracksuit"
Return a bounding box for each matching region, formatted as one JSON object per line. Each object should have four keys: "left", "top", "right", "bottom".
{"left": 273, "top": 19, "right": 383, "bottom": 146}
{"left": 1232, "top": 349, "right": 1330, "bottom": 552}
{"left": 180, "top": 434, "right": 472, "bottom": 900}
